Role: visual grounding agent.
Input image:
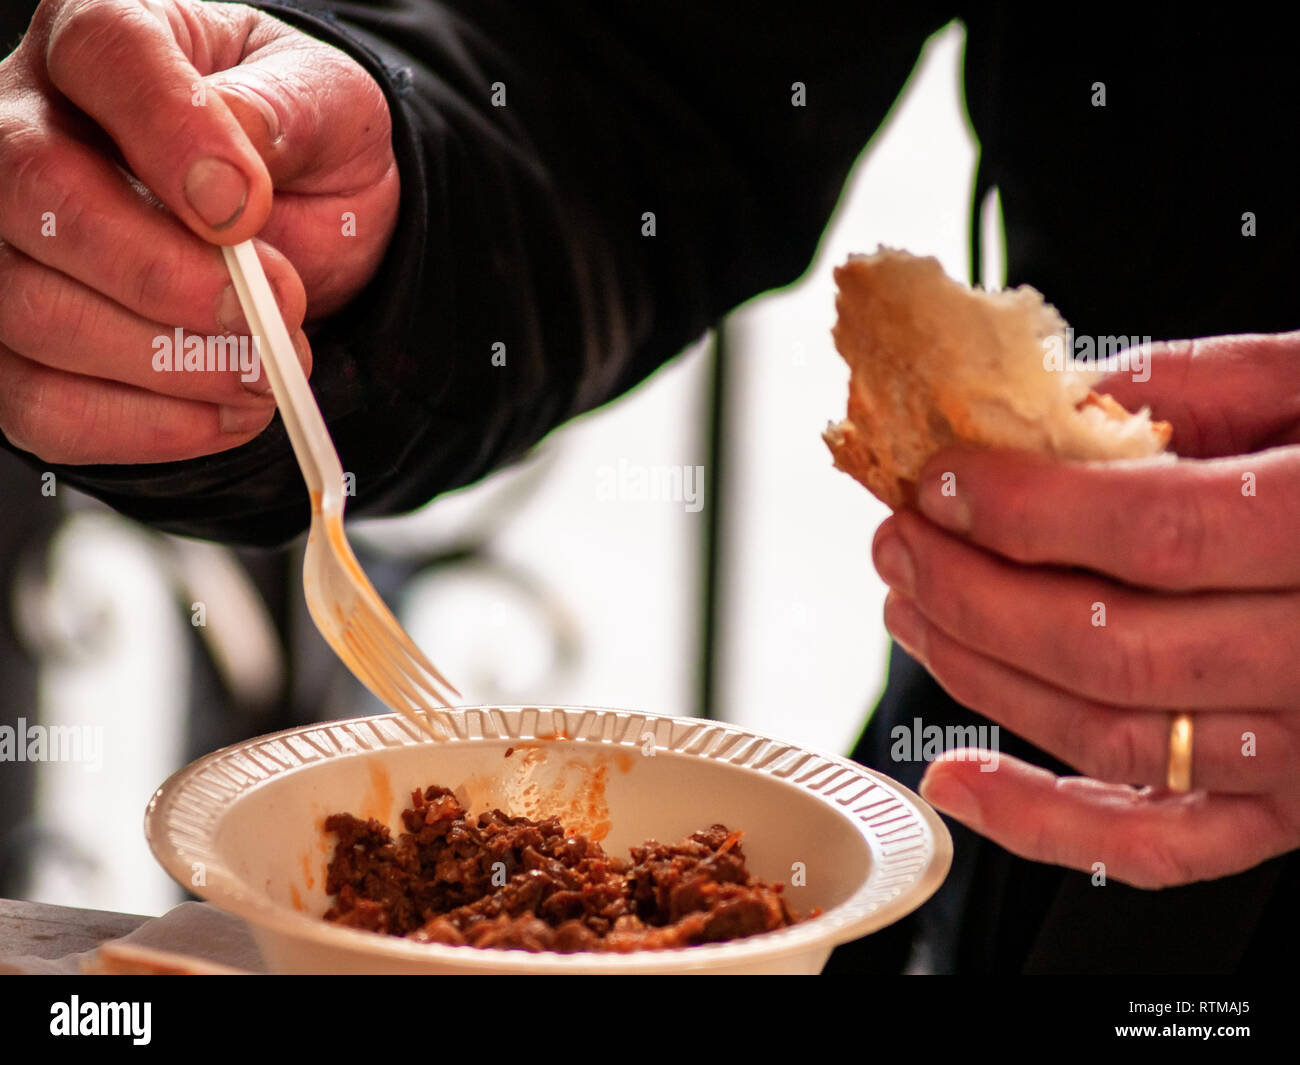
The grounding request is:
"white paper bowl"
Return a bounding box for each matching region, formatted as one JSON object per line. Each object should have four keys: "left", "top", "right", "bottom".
{"left": 146, "top": 706, "right": 951, "bottom": 974}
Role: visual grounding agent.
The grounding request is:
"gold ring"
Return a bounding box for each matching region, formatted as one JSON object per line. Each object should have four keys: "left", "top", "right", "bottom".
{"left": 1167, "top": 712, "right": 1194, "bottom": 792}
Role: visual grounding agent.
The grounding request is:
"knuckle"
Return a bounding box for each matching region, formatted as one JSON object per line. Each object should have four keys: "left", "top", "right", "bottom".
{"left": 1127, "top": 490, "right": 1208, "bottom": 588}
{"left": 137, "top": 404, "right": 185, "bottom": 457}
{"left": 1, "top": 360, "right": 99, "bottom": 465}
{"left": 1104, "top": 621, "right": 1160, "bottom": 707}
{"left": 924, "top": 570, "right": 982, "bottom": 643}
{"left": 0, "top": 126, "right": 88, "bottom": 245}
{"left": 0, "top": 363, "right": 54, "bottom": 460}
{"left": 0, "top": 251, "right": 26, "bottom": 347}
{"left": 1066, "top": 706, "right": 1143, "bottom": 783}
{"left": 128, "top": 246, "right": 182, "bottom": 316}
{"left": 46, "top": 1, "right": 110, "bottom": 77}
{"left": 0, "top": 256, "right": 73, "bottom": 352}
{"left": 0, "top": 120, "right": 41, "bottom": 174}
{"left": 48, "top": 392, "right": 100, "bottom": 464}
{"left": 0, "top": 373, "right": 37, "bottom": 456}
{"left": 1059, "top": 705, "right": 1095, "bottom": 774}
{"left": 0, "top": 122, "right": 56, "bottom": 202}
{"left": 168, "top": 102, "right": 220, "bottom": 155}
{"left": 192, "top": 1, "right": 246, "bottom": 40}
{"left": 995, "top": 474, "right": 1042, "bottom": 562}
{"left": 0, "top": 280, "right": 36, "bottom": 353}
{"left": 116, "top": 239, "right": 216, "bottom": 325}
{"left": 1093, "top": 711, "right": 1149, "bottom": 784}
{"left": 46, "top": 0, "right": 136, "bottom": 85}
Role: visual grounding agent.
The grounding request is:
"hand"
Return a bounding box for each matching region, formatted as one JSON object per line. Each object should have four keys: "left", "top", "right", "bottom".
{"left": 872, "top": 332, "right": 1300, "bottom": 888}
{"left": 0, "top": 0, "right": 400, "bottom": 463}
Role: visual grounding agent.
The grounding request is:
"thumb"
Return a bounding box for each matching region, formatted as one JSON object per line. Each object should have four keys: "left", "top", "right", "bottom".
{"left": 1097, "top": 332, "right": 1300, "bottom": 457}
{"left": 202, "top": 34, "right": 394, "bottom": 194}
{"left": 42, "top": 0, "right": 271, "bottom": 243}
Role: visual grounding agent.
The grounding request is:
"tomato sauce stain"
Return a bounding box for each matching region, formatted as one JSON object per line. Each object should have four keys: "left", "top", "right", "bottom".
{"left": 359, "top": 761, "right": 393, "bottom": 823}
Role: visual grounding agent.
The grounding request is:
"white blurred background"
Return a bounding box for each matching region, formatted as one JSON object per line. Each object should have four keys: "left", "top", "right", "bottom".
{"left": 18, "top": 21, "right": 1000, "bottom": 917}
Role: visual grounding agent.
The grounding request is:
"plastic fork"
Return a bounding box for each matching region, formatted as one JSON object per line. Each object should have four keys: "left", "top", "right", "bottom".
{"left": 220, "top": 240, "right": 458, "bottom": 740}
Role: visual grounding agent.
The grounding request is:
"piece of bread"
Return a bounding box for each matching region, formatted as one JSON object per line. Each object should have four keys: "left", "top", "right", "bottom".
{"left": 823, "top": 248, "right": 1172, "bottom": 509}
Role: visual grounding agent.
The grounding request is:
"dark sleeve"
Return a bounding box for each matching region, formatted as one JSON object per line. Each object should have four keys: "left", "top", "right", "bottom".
{"left": 1, "top": 1, "right": 951, "bottom": 545}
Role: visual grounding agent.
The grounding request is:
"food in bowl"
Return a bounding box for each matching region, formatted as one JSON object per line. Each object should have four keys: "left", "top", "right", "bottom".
{"left": 323, "top": 783, "right": 809, "bottom": 952}
{"left": 146, "top": 707, "right": 953, "bottom": 973}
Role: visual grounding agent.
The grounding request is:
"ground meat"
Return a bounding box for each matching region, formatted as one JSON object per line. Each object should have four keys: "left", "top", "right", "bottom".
{"left": 322, "top": 785, "right": 807, "bottom": 952}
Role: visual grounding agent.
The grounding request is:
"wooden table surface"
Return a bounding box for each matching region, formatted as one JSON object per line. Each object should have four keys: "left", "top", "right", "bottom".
{"left": 0, "top": 898, "right": 153, "bottom": 960}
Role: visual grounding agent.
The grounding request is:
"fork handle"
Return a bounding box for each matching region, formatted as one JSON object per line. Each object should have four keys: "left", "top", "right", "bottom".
{"left": 221, "top": 241, "right": 345, "bottom": 511}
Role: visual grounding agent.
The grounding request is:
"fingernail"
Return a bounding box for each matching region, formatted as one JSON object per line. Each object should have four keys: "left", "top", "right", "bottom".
{"left": 884, "top": 592, "right": 927, "bottom": 662}
{"left": 919, "top": 469, "right": 972, "bottom": 533}
{"left": 873, "top": 530, "right": 915, "bottom": 596}
{"left": 216, "top": 284, "right": 249, "bottom": 335}
{"left": 920, "top": 771, "right": 982, "bottom": 828}
{"left": 185, "top": 157, "right": 248, "bottom": 229}
{"left": 219, "top": 404, "right": 273, "bottom": 435}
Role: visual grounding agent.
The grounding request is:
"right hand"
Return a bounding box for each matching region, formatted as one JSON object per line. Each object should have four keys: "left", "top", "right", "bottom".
{"left": 0, "top": 0, "right": 401, "bottom": 464}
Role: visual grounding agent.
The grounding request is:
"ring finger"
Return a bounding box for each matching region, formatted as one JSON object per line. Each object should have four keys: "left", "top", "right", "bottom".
{"left": 885, "top": 591, "right": 1295, "bottom": 793}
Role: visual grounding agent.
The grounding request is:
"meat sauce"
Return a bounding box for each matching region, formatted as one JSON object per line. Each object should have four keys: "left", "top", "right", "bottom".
{"left": 322, "top": 784, "right": 807, "bottom": 952}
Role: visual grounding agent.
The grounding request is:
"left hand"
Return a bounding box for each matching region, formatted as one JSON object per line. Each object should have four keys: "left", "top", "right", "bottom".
{"left": 872, "top": 332, "right": 1300, "bottom": 888}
